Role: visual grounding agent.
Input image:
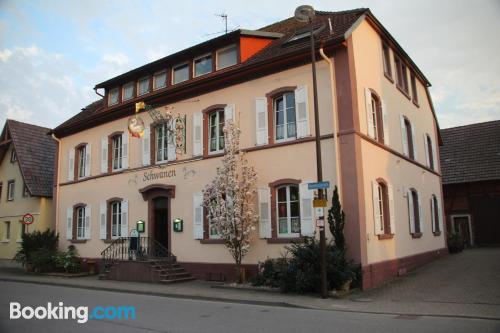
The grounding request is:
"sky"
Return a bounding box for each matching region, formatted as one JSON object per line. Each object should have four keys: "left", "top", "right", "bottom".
{"left": 0, "top": 0, "right": 499, "bottom": 130}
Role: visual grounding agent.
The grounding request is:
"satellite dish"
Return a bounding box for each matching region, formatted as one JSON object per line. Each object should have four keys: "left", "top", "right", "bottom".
{"left": 294, "top": 5, "right": 315, "bottom": 23}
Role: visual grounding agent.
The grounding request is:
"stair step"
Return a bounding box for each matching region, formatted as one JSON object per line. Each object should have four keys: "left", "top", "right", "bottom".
{"left": 159, "top": 277, "right": 196, "bottom": 284}
{"left": 159, "top": 272, "right": 191, "bottom": 279}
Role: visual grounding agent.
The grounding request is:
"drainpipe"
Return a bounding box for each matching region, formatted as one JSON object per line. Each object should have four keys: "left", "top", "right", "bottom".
{"left": 51, "top": 133, "right": 61, "bottom": 234}
{"left": 319, "top": 46, "right": 342, "bottom": 206}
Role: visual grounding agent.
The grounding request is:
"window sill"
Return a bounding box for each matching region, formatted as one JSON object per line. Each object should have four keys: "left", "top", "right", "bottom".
{"left": 200, "top": 239, "right": 225, "bottom": 244}
{"left": 0, "top": 240, "right": 10, "bottom": 243}
{"left": 384, "top": 72, "right": 394, "bottom": 83}
{"left": 71, "top": 239, "right": 87, "bottom": 244}
{"left": 433, "top": 231, "right": 442, "bottom": 236}
{"left": 103, "top": 239, "right": 114, "bottom": 244}
{"left": 16, "top": 239, "right": 23, "bottom": 243}
{"left": 267, "top": 237, "right": 304, "bottom": 244}
{"left": 411, "top": 232, "right": 423, "bottom": 239}
{"left": 204, "top": 152, "right": 224, "bottom": 159}
{"left": 377, "top": 234, "right": 394, "bottom": 240}
{"left": 396, "top": 85, "right": 412, "bottom": 101}
{"left": 412, "top": 100, "right": 420, "bottom": 108}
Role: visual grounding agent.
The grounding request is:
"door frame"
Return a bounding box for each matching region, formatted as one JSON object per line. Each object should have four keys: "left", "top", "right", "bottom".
{"left": 139, "top": 184, "right": 176, "bottom": 253}
{"left": 450, "top": 214, "right": 473, "bottom": 246}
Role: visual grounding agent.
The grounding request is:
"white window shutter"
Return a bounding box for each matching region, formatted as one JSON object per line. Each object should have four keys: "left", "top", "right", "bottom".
{"left": 437, "top": 196, "right": 443, "bottom": 232}
{"left": 100, "top": 201, "right": 107, "bottom": 240}
{"left": 224, "top": 104, "right": 235, "bottom": 124}
{"left": 295, "top": 86, "right": 310, "bottom": 138}
{"left": 299, "top": 181, "right": 314, "bottom": 236}
{"left": 142, "top": 127, "right": 151, "bottom": 166}
{"left": 418, "top": 193, "right": 423, "bottom": 234}
{"left": 424, "top": 134, "right": 430, "bottom": 167}
{"left": 388, "top": 184, "right": 396, "bottom": 234}
{"left": 381, "top": 100, "right": 390, "bottom": 146}
{"left": 66, "top": 207, "right": 73, "bottom": 240}
{"left": 400, "top": 115, "right": 409, "bottom": 156}
{"left": 372, "top": 180, "right": 383, "bottom": 235}
{"left": 121, "top": 200, "right": 128, "bottom": 237}
{"left": 430, "top": 197, "right": 436, "bottom": 233}
{"left": 84, "top": 143, "right": 91, "bottom": 177}
{"left": 258, "top": 187, "right": 271, "bottom": 238}
{"left": 68, "top": 149, "right": 75, "bottom": 181}
{"left": 101, "top": 136, "right": 108, "bottom": 173}
{"left": 411, "top": 123, "right": 418, "bottom": 160}
{"left": 122, "top": 132, "right": 129, "bottom": 169}
{"left": 84, "top": 204, "right": 91, "bottom": 240}
{"left": 193, "top": 192, "right": 203, "bottom": 239}
{"left": 193, "top": 112, "right": 203, "bottom": 156}
{"left": 167, "top": 120, "right": 176, "bottom": 161}
{"left": 255, "top": 97, "right": 268, "bottom": 146}
{"left": 408, "top": 189, "right": 415, "bottom": 234}
{"left": 365, "top": 88, "right": 375, "bottom": 139}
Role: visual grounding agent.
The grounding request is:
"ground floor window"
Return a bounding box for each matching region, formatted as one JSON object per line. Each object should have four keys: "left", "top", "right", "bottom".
{"left": 111, "top": 201, "right": 122, "bottom": 238}
{"left": 76, "top": 207, "right": 85, "bottom": 239}
{"left": 277, "top": 185, "right": 300, "bottom": 237}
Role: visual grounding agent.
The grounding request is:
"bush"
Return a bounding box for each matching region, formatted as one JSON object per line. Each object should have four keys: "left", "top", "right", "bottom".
{"left": 14, "top": 229, "right": 58, "bottom": 266}
{"left": 30, "top": 248, "right": 57, "bottom": 273}
{"left": 251, "top": 237, "right": 358, "bottom": 293}
{"left": 54, "top": 246, "right": 82, "bottom": 273}
{"left": 447, "top": 232, "right": 464, "bottom": 253}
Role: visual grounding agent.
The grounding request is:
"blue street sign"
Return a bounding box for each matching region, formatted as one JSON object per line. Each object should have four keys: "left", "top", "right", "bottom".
{"left": 308, "top": 181, "right": 330, "bottom": 190}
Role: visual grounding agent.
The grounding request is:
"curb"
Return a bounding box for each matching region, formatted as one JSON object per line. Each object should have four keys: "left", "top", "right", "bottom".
{"left": 1, "top": 277, "right": 499, "bottom": 322}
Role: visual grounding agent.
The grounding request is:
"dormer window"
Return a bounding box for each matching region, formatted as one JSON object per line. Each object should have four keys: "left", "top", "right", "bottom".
{"left": 138, "top": 77, "right": 150, "bottom": 96}
{"left": 153, "top": 71, "right": 167, "bottom": 90}
{"left": 122, "top": 82, "right": 134, "bottom": 101}
{"left": 108, "top": 88, "right": 119, "bottom": 106}
{"left": 173, "top": 63, "right": 189, "bottom": 84}
{"left": 216, "top": 45, "right": 237, "bottom": 69}
{"left": 286, "top": 25, "right": 324, "bottom": 44}
{"left": 194, "top": 54, "right": 212, "bottom": 77}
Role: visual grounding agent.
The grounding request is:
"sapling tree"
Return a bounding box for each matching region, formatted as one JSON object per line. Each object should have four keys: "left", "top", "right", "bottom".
{"left": 203, "top": 121, "right": 258, "bottom": 283}
{"left": 327, "top": 186, "right": 346, "bottom": 251}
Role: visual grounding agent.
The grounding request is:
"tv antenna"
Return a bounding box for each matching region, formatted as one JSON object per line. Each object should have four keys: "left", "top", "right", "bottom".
{"left": 216, "top": 13, "right": 228, "bottom": 34}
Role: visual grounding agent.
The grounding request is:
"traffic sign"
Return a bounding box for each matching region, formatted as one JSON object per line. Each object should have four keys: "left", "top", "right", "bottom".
{"left": 313, "top": 199, "right": 328, "bottom": 207}
{"left": 308, "top": 181, "right": 330, "bottom": 190}
{"left": 21, "top": 213, "right": 34, "bottom": 225}
{"left": 315, "top": 207, "right": 324, "bottom": 217}
{"left": 316, "top": 218, "right": 325, "bottom": 227}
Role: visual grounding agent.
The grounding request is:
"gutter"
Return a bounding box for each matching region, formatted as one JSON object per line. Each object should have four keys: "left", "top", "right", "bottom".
{"left": 51, "top": 133, "right": 61, "bottom": 234}
{"left": 319, "top": 46, "right": 342, "bottom": 205}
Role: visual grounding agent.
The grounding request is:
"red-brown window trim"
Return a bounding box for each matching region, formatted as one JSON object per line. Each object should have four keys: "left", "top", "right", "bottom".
{"left": 265, "top": 86, "right": 297, "bottom": 146}
{"left": 368, "top": 89, "right": 385, "bottom": 144}
{"left": 408, "top": 188, "right": 421, "bottom": 236}
{"left": 202, "top": 105, "right": 227, "bottom": 158}
{"left": 375, "top": 177, "right": 392, "bottom": 236}
{"left": 149, "top": 121, "right": 169, "bottom": 165}
{"left": 268, "top": 178, "right": 301, "bottom": 240}
{"left": 382, "top": 42, "right": 393, "bottom": 82}
{"left": 72, "top": 203, "right": 87, "bottom": 242}
{"left": 74, "top": 143, "right": 88, "bottom": 180}
{"left": 106, "top": 197, "right": 123, "bottom": 240}
{"left": 410, "top": 73, "right": 419, "bottom": 107}
{"left": 108, "top": 132, "right": 124, "bottom": 173}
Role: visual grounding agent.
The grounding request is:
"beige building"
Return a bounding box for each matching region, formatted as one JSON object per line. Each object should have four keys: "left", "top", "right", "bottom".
{"left": 0, "top": 120, "right": 56, "bottom": 264}
{"left": 51, "top": 8, "right": 446, "bottom": 289}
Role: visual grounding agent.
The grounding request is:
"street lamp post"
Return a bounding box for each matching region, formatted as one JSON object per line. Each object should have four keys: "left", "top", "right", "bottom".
{"left": 294, "top": 5, "right": 328, "bottom": 299}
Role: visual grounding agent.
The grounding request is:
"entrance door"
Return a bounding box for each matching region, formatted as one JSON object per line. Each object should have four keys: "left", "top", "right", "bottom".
{"left": 453, "top": 216, "right": 472, "bottom": 247}
{"left": 153, "top": 197, "right": 169, "bottom": 250}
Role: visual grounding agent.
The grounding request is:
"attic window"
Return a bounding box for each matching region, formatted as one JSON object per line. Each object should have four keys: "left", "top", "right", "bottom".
{"left": 194, "top": 54, "right": 213, "bottom": 77}
{"left": 286, "top": 25, "right": 325, "bottom": 44}
{"left": 10, "top": 149, "right": 17, "bottom": 163}
{"left": 108, "top": 88, "right": 119, "bottom": 106}
{"left": 217, "top": 45, "right": 237, "bottom": 70}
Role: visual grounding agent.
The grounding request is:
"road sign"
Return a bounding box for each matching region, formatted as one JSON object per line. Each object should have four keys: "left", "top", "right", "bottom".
{"left": 316, "top": 218, "right": 325, "bottom": 227}
{"left": 313, "top": 199, "right": 328, "bottom": 207}
{"left": 308, "top": 181, "right": 330, "bottom": 190}
{"left": 21, "top": 213, "right": 34, "bottom": 225}
{"left": 315, "top": 207, "right": 325, "bottom": 217}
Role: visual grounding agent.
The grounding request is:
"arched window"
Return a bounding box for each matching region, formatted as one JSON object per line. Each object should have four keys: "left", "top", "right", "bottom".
{"left": 76, "top": 206, "right": 86, "bottom": 240}
{"left": 111, "top": 134, "right": 123, "bottom": 170}
{"left": 401, "top": 116, "right": 416, "bottom": 160}
{"left": 407, "top": 188, "right": 422, "bottom": 237}
{"left": 276, "top": 184, "right": 300, "bottom": 237}
{"left": 110, "top": 201, "right": 122, "bottom": 238}
{"left": 431, "top": 195, "right": 441, "bottom": 234}
{"left": 426, "top": 134, "right": 435, "bottom": 170}
{"left": 365, "top": 89, "right": 386, "bottom": 144}
{"left": 274, "top": 92, "right": 297, "bottom": 142}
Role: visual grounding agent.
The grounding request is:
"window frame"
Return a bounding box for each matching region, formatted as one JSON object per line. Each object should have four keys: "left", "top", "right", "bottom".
{"left": 7, "top": 180, "right": 15, "bottom": 201}
{"left": 370, "top": 92, "right": 385, "bottom": 143}
{"left": 208, "top": 109, "right": 225, "bottom": 154}
{"left": 410, "top": 73, "right": 419, "bottom": 106}
{"left": 108, "top": 88, "right": 119, "bottom": 106}
{"left": 10, "top": 149, "right": 17, "bottom": 163}
{"left": 216, "top": 44, "right": 238, "bottom": 70}
{"left": 76, "top": 206, "right": 86, "bottom": 240}
{"left": 376, "top": 180, "right": 391, "bottom": 235}
{"left": 394, "top": 55, "right": 409, "bottom": 95}
{"left": 276, "top": 184, "right": 301, "bottom": 238}
{"left": 404, "top": 117, "right": 415, "bottom": 160}
{"left": 431, "top": 195, "right": 440, "bottom": 234}
{"left": 137, "top": 76, "right": 151, "bottom": 96}
{"left": 77, "top": 145, "right": 86, "bottom": 179}
{"left": 110, "top": 200, "right": 122, "bottom": 239}
{"left": 155, "top": 122, "right": 169, "bottom": 163}
{"left": 193, "top": 53, "right": 213, "bottom": 77}
{"left": 408, "top": 189, "right": 421, "bottom": 236}
{"left": 122, "top": 82, "right": 135, "bottom": 101}
{"left": 153, "top": 71, "right": 167, "bottom": 90}
{"left": 172, "top": 62, "right": 190, "bottom": 84}
{"left": 111, "top": 134, "right": 123, "bottom": 171}
{"left": 273, "top": 92, "right": 297, "bottom": 143}
{"left": 382, "top": 42, "right": 392, "bottom": 80}
{"left": 4, "top": 221, "right": 11, "bottom": 241}
{"left": 426, "top": 134, "right": 435, "bottom": 170}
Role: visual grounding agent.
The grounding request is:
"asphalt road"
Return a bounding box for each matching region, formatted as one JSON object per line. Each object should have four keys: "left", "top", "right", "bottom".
{"left": 0, "top": 281, "right": 498, "bottom": 333}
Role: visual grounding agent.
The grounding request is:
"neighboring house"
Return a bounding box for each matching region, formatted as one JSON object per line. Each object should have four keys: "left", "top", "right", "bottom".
{"left": 51, "top": 8, "right": 445, "bottom": 289}
{"left": 0, "top": 120, "right": 56, "bottom": 263}
{"left": 440, "top": 120, "right": 500, "bottom": 247}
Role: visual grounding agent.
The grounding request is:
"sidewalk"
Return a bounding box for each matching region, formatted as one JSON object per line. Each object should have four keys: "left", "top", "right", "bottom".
{"left": 1, "top": 249, "right": 499, "bottom": 320}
